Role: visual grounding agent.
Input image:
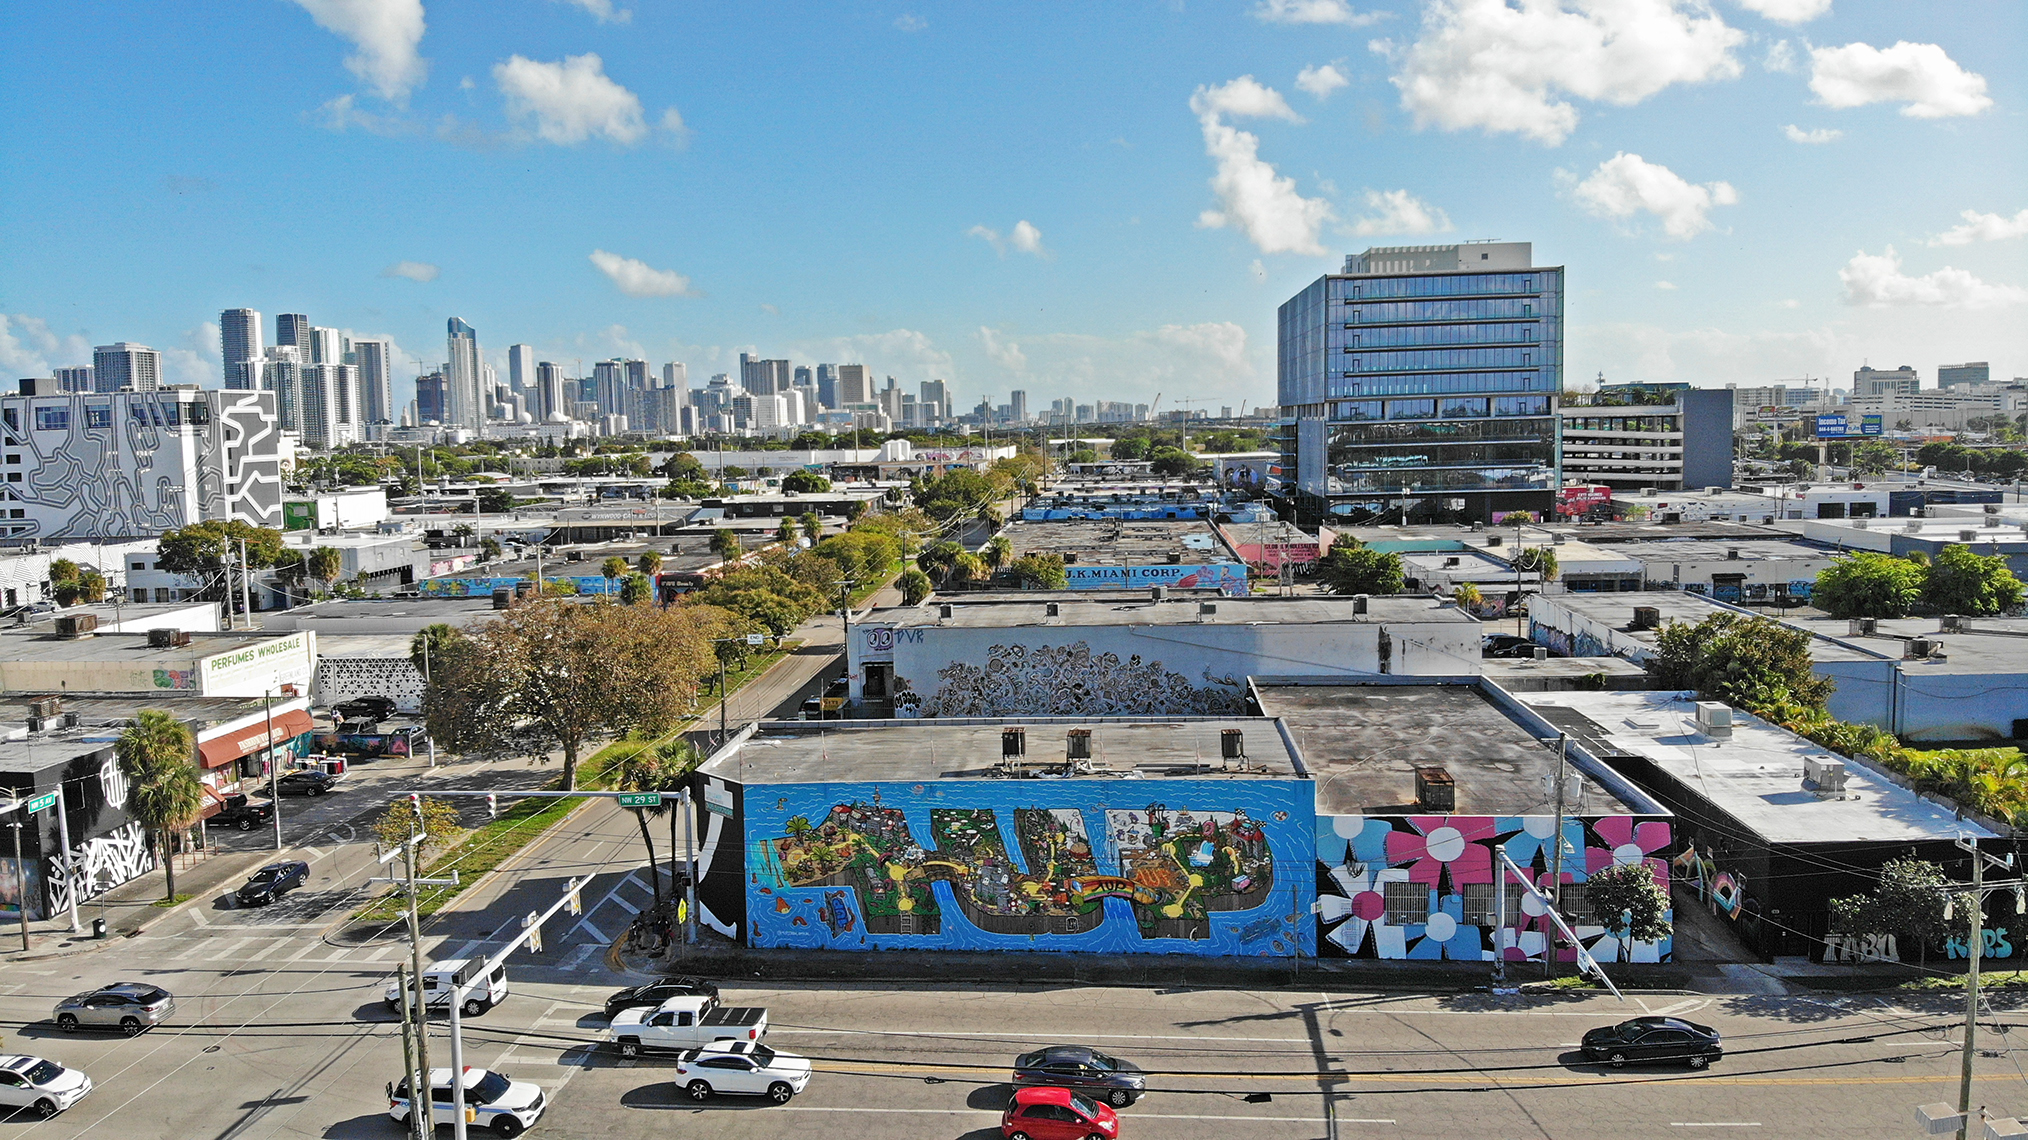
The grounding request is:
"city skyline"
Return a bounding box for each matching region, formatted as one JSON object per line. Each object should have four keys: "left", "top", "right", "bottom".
{"left": 2, "top": 3, "right": 2022, "bottom": 415}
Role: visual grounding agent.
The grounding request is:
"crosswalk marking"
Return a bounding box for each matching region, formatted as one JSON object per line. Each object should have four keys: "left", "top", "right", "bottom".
{"left": 608, "top": 894, "right": 640, "bottom": 916}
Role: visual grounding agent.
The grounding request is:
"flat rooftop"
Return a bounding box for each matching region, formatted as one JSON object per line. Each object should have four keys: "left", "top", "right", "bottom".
{"left": 1252, "top": 683, "right": 1647, "bottom": 817}
{"left": 432, "top": 536, "right": 721, "bottom": 581}
{"left": 875, "top": 594, "right": 1478, "bottom": 629}
{"left": 259, "top": 596, "right": 509, "bottom": 634}
{"left": 0, "top": 693, "right": 297, "bottom": 776}
{"left": 1605, "top": 538, "right": 1839, "bottom": 565}
{"left": 1779, "top": 614, "right": 2028, "bottom": 675}
{"left": 1002, "top": 518, "right": 1237, "bottom": 565}
{"left": 11, "top": 602, "right": 212, "bottom": 634}
{"left": 0, "top": 630, "right": 297, "bottom": 665}
{"left": 704, "top": 718, "right": 1298, "bottom": 784}
{"left": 1524, "top": 691, "right": 1998, "bottom": 843}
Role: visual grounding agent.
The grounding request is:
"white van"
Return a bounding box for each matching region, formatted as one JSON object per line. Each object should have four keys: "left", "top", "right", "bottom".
{"left": 383, "top": 958, "right": 508, "bottom": 1017}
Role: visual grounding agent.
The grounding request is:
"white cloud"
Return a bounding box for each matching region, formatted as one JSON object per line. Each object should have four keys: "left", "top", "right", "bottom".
{"left": 494, "top": 53, "right": 678, "bottom": 145}
{"left": 977, "top": 328, "right": 1028, "bottom": 373}
{"left": 1762, "top": 40, "right": 1798, "bottom": 73}
{"left": 1296, "top": 63, "right": 1351, "bottom": 100}
{"left": 1782, "top": 124, "right": 1842, "bottom": 144}
{"left": 1253, "top": 0, "right": 1385, "bottom": 27}
{"left": 1932, "top": 208, "right": 2028, "bottom": 247}
{"left": 1377, "top": 0, "right": 1745, "bottom": 146}
{"left": 1190, "top": 77, "right": 1334, "bottom": 256}
{"left": 0, "top": 314, "right": 89, "bottom": 376}
{"left": 894, "top": 14, "right": 927, "bottom": 32}
{"left": 1809, "top": 41, "right": 1991, "bottom": 118}
{"left": 1655, "top": 280, "right": 1678, "bottom": 290}
{"left": 290, "top": 0, "right": 428, "bottom": 104}
{"left": 797, "top": 329, "right": 957, "bottom": 384}
{"left": 982, "top": 322, "right": 1263, "bottom": 407}
{"left": 161, "top": 323, "right": 222, "bottom": 387}
{"left": 1733, "top": 0, "right": 1831, "bottom": 25}
{"left": 588, "top": 249, "right": 695, "bottom": 297}
{"left": 1571, "top": 152, "right": 1738, "bottom": 240}
{"left": 1349, "top": 188, "right": 1453, "bottom": 236}
{"left": 1841, "top": 247, "right": 2027, "bottom": 309}
{"left": 556, "top": 0, "right": 631, "bottom": 24}
{"left": 967, "top": 221, "right": 1048, "bottom": 257}
{"left": 381, "top": 260, "right": 440, "bottom": 282}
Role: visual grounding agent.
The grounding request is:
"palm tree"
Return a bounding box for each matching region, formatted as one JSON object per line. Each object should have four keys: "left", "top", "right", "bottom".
{"left": 612, "top": 740, "right": 699, "bottom": 907}
{"left": 601, "top": 556, "right": 628, "bottom": 587}
{"left": 636, "top": 551, "right": 663, "bottom": 577}
{"left": 983, "top": 535, "right": 1013, "bottom": 571}
{"left": 115, "top": 710, "right": 205, "bottom": 902}
{"left": 710, "top": 529, "right": 743, "bottom": 559}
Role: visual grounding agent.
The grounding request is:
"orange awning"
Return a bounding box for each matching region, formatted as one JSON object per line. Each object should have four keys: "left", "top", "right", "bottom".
{"left": 197, "top": 708, "right": 316, "bottom": 769}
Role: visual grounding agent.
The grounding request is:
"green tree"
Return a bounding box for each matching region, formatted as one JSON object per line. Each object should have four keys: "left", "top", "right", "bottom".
{"left": 611, "top": 740, "right": 700, "bottom": 907}
{"left": 371, "top": 796, "right": 465, "bottom": 863}
{"left": 601, "top": 556, "right": 628, "bottom": 584}
{"left": 1584, "top": 862, "right": 1673, "bottom": 952}
{"left": 409, "top": 623, "right": 460, "bottom": 681}
{"left": 983, "top": 535, "right": 1013, "bottom": 571}
{"left": 1649, "top": 612, "right": 1833, "bottom": 710}
{"left": 480, "top": 537, "right": 502, "bottom": 561}
{"left": 1067, "top": 448, "right": 1098, "bottom": 464}
{"left": 1923, "top": 544, "right": 2025, "bottom": 616}
{"left": 800, "top": 511, "right": 822, "bottom": 543}
{"left": 1317, "top": 538, "right": 1405, "bottom": 595}
{"left": 477, "top": 486, "right": 514, "bottom": 513}
{"left": 114, "top": 710, "right": 203, "bottom": 902}
{"left": 1109, "top": 436, "right": 1151, "bottom": 461}
{"left": 917, "top": 540, "right": 966, "bottom": 583}
{"left": 307, "top": 546, "right": 343, "bottom": 589}
{"left": 780, "top": 470, "right": 832, "bottom": 493}
{"left": 619, "top": 573, "right": 652, "bottom": 606}
{"left": 1513, "top": 546, "right": 1558, "bottom": 581}
{"left": 710, "top": 529, "right": 744, "bottom": 559}
{"left": 1850, "top": 439, "right": 1899, "bottom": 477}
{"left": 949, "top": 552, "right": 988, "bottom": 584}
{"left": 636, "top": 550, "right": 663, "bottom": 577}
{"left": 897, "top": 567, "right": 933, "bottom": 605}
{"left": 776, "top": 520, "right": 799, "bottom": 544}
{"left": 1828, "top": 856, "right": 1970, "bottom": 967}
{"left": 157, "top": 521, "right": 288, "bottom": 600}
{"left": 1812, "top": 552, "right": 1925, "bottom": 619}
{"left": 659, "top": 452, "right": 708, "bottom": 481}
{"left": 1148, "top": 446, "right": 1201, "bottom": 478}
{"left": 1452, "top": 582, "right": 1484, "bottom": 611}
{"left": 913, "top": 469, "right": 1005, "bottom": 522}
{"left": 1009, "top": 553, "right": 1068, "bottom": 589}
{"left": 48, "top": 559, "right": 108, "bottom": 606}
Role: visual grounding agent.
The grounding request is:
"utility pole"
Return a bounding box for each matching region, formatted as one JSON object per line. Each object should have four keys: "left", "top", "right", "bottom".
{"left": 240, "top": 536, "right": 254, "bottom": 629}
{"left": 264, "top": 690, "right": 283, "bottom": 851}
{"left": 1545, "top": 732, "right": 1569, "bottom": 982}
{"left": 1945, "top": 835, "right": 2024, "bottom": 1140}
{"left": 370, "top": 812, "right": 453, "bottom": 1140}
{"left": 7, "top": 818, "right": 26, "bottom": 952}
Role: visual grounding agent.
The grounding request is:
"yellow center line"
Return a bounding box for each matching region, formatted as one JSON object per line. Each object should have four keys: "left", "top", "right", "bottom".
{"left": 810, "top": 1060, "right": 1994, "bottom": 1090}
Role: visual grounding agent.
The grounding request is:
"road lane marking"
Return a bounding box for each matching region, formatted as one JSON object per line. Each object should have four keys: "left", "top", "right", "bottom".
{"left": 608, "top": 893, "right": 641, "bottom": 916}
{"left": 770, "top": 1106, "right": 1357, "bottom": 1124}
{"left": 559, "top": 943, "right": 600, "bottom": 971}
{"left": 1670, "top": 1124, "right": 1762, "bottom": 1128}
{"left": 574, "top": 919, "right": 608, "bottom": 945}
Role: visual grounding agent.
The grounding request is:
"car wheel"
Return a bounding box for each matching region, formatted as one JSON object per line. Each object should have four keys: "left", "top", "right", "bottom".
{"left": 56, "top": 1013, "right": 78, "bottom": 1031}
{"left": 491, "top": 1115, "right": 523, "bottom": 1138}
{"left": 31, "top": 1099, "right": 58, "bottom": 1120}
{"left": 121, "top": 1017, "right": 144, "bottom": 1036}
{"left": 618, "top": 1039, "right": 640, "bottom": 1059}
{"left": 309, "top": 786, "right": 324, "bottom": 796}
{"left": 236, "top": 818, "right": 255, "bottom": 831}
{"left": 684, "top": 1080, "right": 712, "bottom": 1102}
{"left": 1688, "top": 1054, "right": 1710, "bottom": 1070}
{"left": 1107, "top": 1088, "right": 1133, "bottom": 1107}
{"left": 766, "top": 1082, "right": 794, "bottom": 1105}
{"left": 462, "top": 998, "right": 485, "bottom": 1017}
{"left": 1607, "top": 1052, "right": 1627, "bottom": 1068}
{"left": 1008, "top": 1132, "right": 1032, "bottom": 1140}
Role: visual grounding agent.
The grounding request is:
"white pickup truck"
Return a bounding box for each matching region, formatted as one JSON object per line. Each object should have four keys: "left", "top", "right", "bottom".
{"left": 609, "top": 994, "right": 768, "bottom": 1058}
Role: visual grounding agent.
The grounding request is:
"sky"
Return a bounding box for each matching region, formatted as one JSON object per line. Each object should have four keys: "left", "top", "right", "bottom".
{"left": 1, "top": 1, "right": 2023, "bottom": 418}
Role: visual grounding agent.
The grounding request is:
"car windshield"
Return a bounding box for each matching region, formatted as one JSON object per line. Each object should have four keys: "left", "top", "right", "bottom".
{"left": 468, "top": 1072, "right": 512, "bottom": 1104}
{"left": 748, "top": 1045, "right": 776, "bottom": 1067}
{"left": 23, "top": 1061, "right": 62, "bottom": 1085}
{"left": 1069, "top": 1093, "right": 1101, "bottom": 1118}
{"left": 1087, "top": 1050, "right": 1120, "bottom": 1070}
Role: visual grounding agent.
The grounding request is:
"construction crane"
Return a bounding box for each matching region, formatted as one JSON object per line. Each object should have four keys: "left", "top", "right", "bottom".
{"left": 1169, "top": 397, "right": 1218, "bottom": 454}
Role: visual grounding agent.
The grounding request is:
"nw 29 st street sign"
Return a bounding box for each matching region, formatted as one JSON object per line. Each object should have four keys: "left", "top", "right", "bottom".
{"left": 616, "top": 792, "right": 663, "bottom": 808}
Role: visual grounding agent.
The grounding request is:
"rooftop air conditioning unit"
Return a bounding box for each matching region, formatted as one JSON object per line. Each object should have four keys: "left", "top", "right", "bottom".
{"left": 1693, "top": 701, "right": 1733, "bottom": 738}
{"left": 1906, "top": 638, "right": 1935, "bottom": 659}
{"left": 1486, "top": 535, "right": 1503, "bottom": 547}
{"left": 1470, "top": 522, "right": 1485, "bottom": 532}
{"left": 1906, "top": 521, "right": 1923, "bottom": 533}
{"left": 1853, "top": 518, "right": 1869, "bottom": 529}
{"left": 26, "top": 696, "right": 61, "bottom": 719}
{"left": 1532, "top": 646, "right": 1549, "bottom": 661}
{"left": 1150, "top": 586, "right": 1167, "bottom": 602}
{"left": 1630, "top": 606, "right": 1661, "bottom": 631}
{"left": 1444, "top": 556, "right": 1461, "bottom": 567}
{"left": 1220, "top": 729, "right": 1246, "bottom": 761}
{"left": 1066, "top": 728, "right": 1092, "bottom": 760}
{"left": 1352, "top": 594, "right": 1369, "bottom": 615}
{"left": 1001, "top": 727, "right": 1026, "bottom": 758}
{"left": 1941, "top": 614, "right": 1964, "bottom": 633}
{"left": 1961, "top": 530, "right": 1980, "bottom": 542}
{"left": 1987, "top": 503, "right": 2002, "bottom": 515}
{"left": 1804, "top": 756, "right": 1850, "bottom": 795}
{"left": 938, "top": 603, "right": 954, "bottom": 619}
{"left": 54, "top": 615, "right": 97, "bottom": 638}
{"left": 1642, "top": 487, "right": 1659, "bottom": 497}
{"left": 146, "top": 628, "right": 191, "bottom": 648}
{"left": 1552, "top": 533, "right": 1565, "bottom": 545}
{"left": 1849, "top": 617, "right": 1878, "bottom": 636}
{"left": 1727, "top": 548, "right": 1741, "bottom": 560}
{"left": 1044, "top": 602, "right": 1060, "bottom": 617}
{"left": 1198, "top": 601, "right": 1218, "bottom": 617}
{"left": 1413, "top": 766, "right": 1456, "bottom": 812}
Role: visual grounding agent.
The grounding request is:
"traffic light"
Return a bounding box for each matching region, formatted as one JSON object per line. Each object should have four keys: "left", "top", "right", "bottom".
{"left": 523, "top": 910, "right": 542, "bottom": 953}
{"left": 486, "top": 793, "right": 497, "bottom": 819}
{"left": 567, "top": 886, "right": 582, "bottom": 917}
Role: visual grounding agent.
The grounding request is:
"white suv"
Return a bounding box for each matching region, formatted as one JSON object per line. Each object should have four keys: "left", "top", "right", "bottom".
{"left": 674, "top": 1040, "right": 812, "bottom": 1105}
{"left": 383, "top": 959, "right": 508, "bottom": 1017}
{"left": 388, "top": 1068, "right": 544, "bottom": 1137}
{"left": 0, "top": 1055, "right": 92, "bottom": 1118}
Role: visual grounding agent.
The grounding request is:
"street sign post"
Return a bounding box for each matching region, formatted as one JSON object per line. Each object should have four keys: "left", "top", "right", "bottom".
{"left": 616, "top": 792, "right": 663, "bottom": 809}
{"left": 23, "top": 792, "right": 57, "bottom": 814}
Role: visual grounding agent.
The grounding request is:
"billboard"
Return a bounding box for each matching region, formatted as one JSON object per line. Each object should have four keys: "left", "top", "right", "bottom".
{"left": 1815, "top": 414, "right": 1849, "bottom": 438}
{"left": 1556, "top": 485, "right": 1613, "bottom": 518}
{"left": 1861, "top": 414, "right": 1883, "bottom": 436}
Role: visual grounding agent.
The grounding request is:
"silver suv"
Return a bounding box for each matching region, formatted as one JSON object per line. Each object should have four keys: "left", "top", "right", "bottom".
{"left": 53, "top": 983, "right": 175, "bottom": 1036}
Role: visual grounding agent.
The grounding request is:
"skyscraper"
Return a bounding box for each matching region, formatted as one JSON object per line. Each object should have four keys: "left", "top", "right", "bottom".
{"left": 1009, "top": 389, "right": 1028, "bottom": 423}
{"left": 220, "top": 308, "right": 264, "bottom": 390}
{"left": 352, "top": 338, "right": 393, "bottom": 429}
{"left": 445, "top": 317, "right": 482, "bottom": 433}
{"left": 53, "top": 366, "right": 93, "bottom": 393}
{"left": 663, "top": 362, "right": 688, "bottom": 389}
{"left": 262, "top": 346, "right": 303, "bottom": 431}
{"left": 305, "top": 326, "right": 341, "bottom": 366}
{"left": 536, "top": 361, "right": 567, "bottom": 420}
{"left": 1278, "top": 241, "right": 1562, "bottom": 521}
{"left": 816, "top": 363, "right": 839, "bottom": 410}
{"left": 837, "top": 364, "right": 874, "bottom": 405}
{"left": 505, "top": 344, "right": 536, "bottom": 397}
{"left": 300, "top": 363, "right": 361, "bottom": 448}
{"left": 592, "top": 360, "right": 627, "bottom": 417}
{"left": 91, "top": 343, "right": 161, "bottom": 393}
{"left": 275, "top": 314, "right": 311, "bottom": 359}
{"left": 1938, "top": 362, "right": 1991, "bottom": 389}
{"left": 415, "top": 368, "right": 448, "bottom": 424}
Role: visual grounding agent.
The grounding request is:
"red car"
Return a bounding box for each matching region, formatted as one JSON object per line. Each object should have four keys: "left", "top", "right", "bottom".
{"left": 1001, "top": 1086, "right": 1120, "bottom": 1140}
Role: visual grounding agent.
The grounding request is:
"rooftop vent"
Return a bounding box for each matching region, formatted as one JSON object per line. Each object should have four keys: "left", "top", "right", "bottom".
{"left": 1066, "top": 728, "right": 1092, "bottom": 759}
{"left": 1001, "top": 727, "right": 1027, "bottom": 758}
{"left": 1532, "top": 646, "right": 1549, "bottom": 661}
{"left": 1961, "top": 530, "right": 1980, "bottom": 542}
{"left": 1849, "top": 617, "right": 1878, "bottom": 636}
{"left": 1941, "top": 614, "right": 1964, "bottom": 633}
{"left": 1470, "top": 522, "right": 1485, "bottom": 532}
{"left": 1150, "top": 586, "right": 1167, "bottom": 603}
{"left": 1906, "top": 637, "right": 1937, "bottom": 659}
{"left": 938, "top": 603, "right": 954, "bottom": 619}
{"left": 1552, "top": 533, "right": 1566, "bottom": 545}
{"left": 1804, "top": 755, "right": 1850, "bottom": 795}
{"left": 1198, "top": 601, "right": 1218, "bottom": 617}
{"left": 1486, "top": 534, "right": 1503, "bottom": 546}
{"left": 1642, "top": 487, "right": 1659, "bottom": 497}
{"left": 26, "top": 695, "right": 62, "bottom": 720}
{"left": 491, "top": 588, "right": 512, "bottom": 610}
{"left": 1727, "top": 548, "right": 1741, "bottom": 560}
{"left": 1630, "top": 606, "right": 1661, "bottom": 631}
{"left": 1044, "top": 602, "right": 1060, "bottom": 618}
{"left": 1414, "top": 766, "right": 1456, "bottom": 812}
{"left": 1693, "top": 701, "right": 1733, "bottom": 738}
{"left": 54, "top": 614, "right": 97, "bottom": 638}
{"left": 1444, "top": 556, "right": 1461, "bottom": 567}
{"left": 1987, "top": 503, "right": 2002, "bottom": 515}
{"left": 1220, "top": 729, "right": 1246, "bottom": 761}
{"left": 1352, "top": 594, "right": 1369, "bottom": 615}
{"left": 147, "top": 628, "right": 192, "bottom": 648}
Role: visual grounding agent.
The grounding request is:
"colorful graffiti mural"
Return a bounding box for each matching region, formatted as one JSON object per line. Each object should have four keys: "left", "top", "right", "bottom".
{"left": 745, "top": 779, "right": 1314, "bottom": 956}
{"left": 1316, "top": 814, "right": 1673, "bottom": 963}
{"left": 418, "top": 575, "right": 623, "bottom": 598}
{"left": 1671, "top": 845, "right": 1765, "bottom": 953}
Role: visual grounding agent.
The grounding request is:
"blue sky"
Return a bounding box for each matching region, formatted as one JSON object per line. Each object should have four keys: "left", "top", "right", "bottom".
{"left": 2, "top": 1, "right": 2023, "bottom": 416}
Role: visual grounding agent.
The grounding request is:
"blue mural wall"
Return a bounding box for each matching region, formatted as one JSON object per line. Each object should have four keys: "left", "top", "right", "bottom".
{"left": 745, "top": 779, "right": 1315, "bottom": 957}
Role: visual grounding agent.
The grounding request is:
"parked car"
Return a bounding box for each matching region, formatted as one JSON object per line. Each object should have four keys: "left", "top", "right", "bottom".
{"left": 1001, "top": 1086, "right": 1120, "bottom": 1140}
{"left": 1482, "top": 634, "right": 1539, "bottom": 659}
{"left": 1579, "top": 1016, "right": 1723, "bottom": 1069}
{"left": 388, "top": 1067, "right": 545, "bottom": 1138}
{"left": 602, "top": 976, "right": 720, "bottom": 1020}
{"left": 798, "top": 696, "right": 823, "bottom": 720}
{"left": 1012, "top": 1045, "right": 1145, "bottom": 1107}
{"left": 235, "top": 861, "right": 310, "bottom": 907}
{"left": 275, "top": 769, "right": 342, "bottom": 796}
{"left": 334, "top": 696, "right": 398, "bottom": 723}
{"left": 52, "top": 983, "right": 175, "bottom": 1036}
{"left": 0, "top": 1054, "right": 92, "bottom": 1119}
{"left": 382, "top": 959, "right": 509, "bottom": 1017}
{"left": 213, "top": 794, "right": 275, "bottom": 832}
{"left": 673, "top": 1040, "right": 811, "bottom": 1105}
{"left": 609, "top": 994, "right": 767, "bottom": 1058}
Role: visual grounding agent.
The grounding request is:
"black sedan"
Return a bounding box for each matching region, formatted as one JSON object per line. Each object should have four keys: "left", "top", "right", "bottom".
{"left": 234, "top": 862, "right": 310, "bottom": 907}
{"left": 602, "top": 976, "right": 720, "bottom": 1019}
{"left": 334, "top": 696, "right": 397, "bottom": 723}
{"left": 276, "top": 769, "right": 342, "bottom": 796}
{"left": 1012, "top": 1045, "right": 1145, "bottom": 1107}
{"left": 1482, "top": 634, "right": 1539, "bottom": 659}
{"left": 1580, "top": 1017, "right": 1723, "bottom": 1069}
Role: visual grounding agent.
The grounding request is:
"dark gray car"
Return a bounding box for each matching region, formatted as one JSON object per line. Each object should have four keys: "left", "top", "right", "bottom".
{"left": 1012, "top": 1045, "right": 1145, "bottom": 1107}
{"left": 52, "top": 984, "right": 175, "bottom": 1036}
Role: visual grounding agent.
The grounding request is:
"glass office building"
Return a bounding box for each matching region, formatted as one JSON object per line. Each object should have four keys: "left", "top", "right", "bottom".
{"left": 1277, "top": 242, "right": 1563, "bottom": 521}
